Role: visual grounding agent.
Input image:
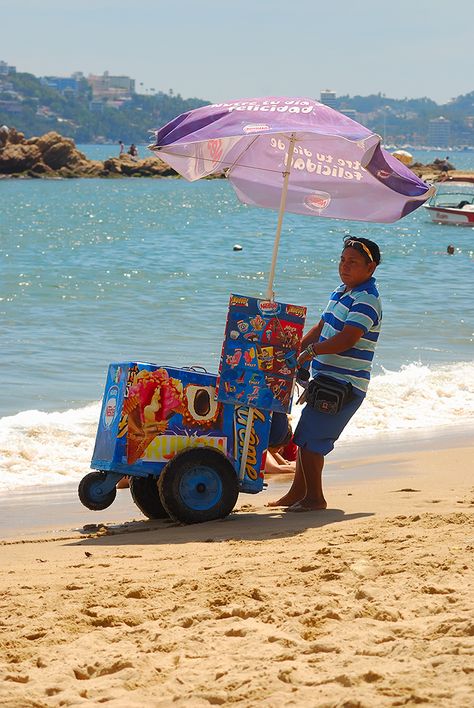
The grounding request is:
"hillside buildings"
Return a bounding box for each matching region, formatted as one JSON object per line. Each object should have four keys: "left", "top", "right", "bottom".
{"left": 0, "top": 61, "right": 16, "bottom": 75}
{"left": 428, "top": 116, "right": 451, "bottom": 148}
{"left": 87, "top": 71, "right": 135, "bottom": 106}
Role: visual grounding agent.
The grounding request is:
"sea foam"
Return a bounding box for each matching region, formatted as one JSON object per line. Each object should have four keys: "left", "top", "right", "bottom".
{"left": 0, "top": 361, "right": 473, "bottom": 493}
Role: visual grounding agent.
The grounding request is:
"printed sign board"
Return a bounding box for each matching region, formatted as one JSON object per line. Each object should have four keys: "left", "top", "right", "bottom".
{"left": 217, "top": 295, "right": 306, "bottom": 413}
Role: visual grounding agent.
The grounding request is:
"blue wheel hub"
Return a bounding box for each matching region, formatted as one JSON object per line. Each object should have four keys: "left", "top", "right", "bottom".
{"left": 90, "top": 482, "right": 107, "bottom": 502}
{"left": 179, "top": 465, "right": 223, "bottom": 511}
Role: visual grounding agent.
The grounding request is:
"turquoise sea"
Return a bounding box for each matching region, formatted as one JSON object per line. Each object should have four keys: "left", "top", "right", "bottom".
{"left": 1, "top": 147, "right": 473, "bottom": 491}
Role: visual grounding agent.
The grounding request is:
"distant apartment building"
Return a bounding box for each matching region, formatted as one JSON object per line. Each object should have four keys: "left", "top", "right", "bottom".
{"left": 428, "top": 116, "right": 451, "bottom": 147}
{"left": 320, "top": 89, "right": 337, "bottom": 108}
{"left": 0, "top": 99, "right": 22, "bottom": 113}
{"left": 339, "top": 108, "right": 358, "bottom": 120}
{"left": 0, "top": 61, "right": 16, "bottom": 76}
{"left": 42, "top": 76, "right": 80, "bottom": 95}
{"left": 87, "top": 71, "right": 135, "bottom": 104}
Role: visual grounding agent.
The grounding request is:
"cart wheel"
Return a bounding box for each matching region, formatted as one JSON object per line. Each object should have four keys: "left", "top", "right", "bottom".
{"left": 158, "top": 448, "right": 239, "bottom": 524}
{"left": 78, "top": 471, "right": 117, "bottom": 511}
{"left": 130, "top": 476, "right": 169, "bottom": 520}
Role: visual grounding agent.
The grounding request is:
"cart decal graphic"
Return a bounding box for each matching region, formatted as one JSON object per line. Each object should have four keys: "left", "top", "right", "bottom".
{"left": 234, "top": 406, "right": 266, "bottom": 481}
{"left": 103, "top": 385, "right": 119, "bottom": 428}
{"left": 143, "top": 434, "right": 227, "bottom": 462}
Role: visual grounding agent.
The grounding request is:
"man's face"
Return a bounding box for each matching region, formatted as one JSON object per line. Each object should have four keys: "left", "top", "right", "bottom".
{"left": 339, "top": 246, "right": 376, "bottom": 289}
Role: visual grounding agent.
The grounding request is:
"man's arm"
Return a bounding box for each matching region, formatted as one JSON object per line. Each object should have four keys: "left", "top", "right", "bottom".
{"left": 298, "top": 324, "right": 364, "bottom": 366}
{"left": 300, "top": 319, "right": 324, "bottom": 350}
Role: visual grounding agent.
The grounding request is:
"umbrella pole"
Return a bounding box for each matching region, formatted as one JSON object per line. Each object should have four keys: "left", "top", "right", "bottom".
{"left": 241, "top": 137, "right": 296, "bottom": 482}
{"left": 266, "top": 133, "right": 297, "bottom": 301}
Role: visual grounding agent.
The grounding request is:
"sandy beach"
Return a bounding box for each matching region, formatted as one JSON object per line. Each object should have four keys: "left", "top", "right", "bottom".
{"left": 1, "top": 431, "right": 473, "bottom": 707}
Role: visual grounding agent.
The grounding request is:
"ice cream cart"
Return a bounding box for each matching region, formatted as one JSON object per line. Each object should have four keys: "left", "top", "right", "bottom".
{"left": 78, "top": 294, "right": 306, "bottom": 524}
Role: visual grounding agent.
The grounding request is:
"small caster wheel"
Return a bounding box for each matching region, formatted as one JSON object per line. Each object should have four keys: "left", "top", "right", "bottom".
{"left": 78, "top": 471, "right": 117, "bottom": 511}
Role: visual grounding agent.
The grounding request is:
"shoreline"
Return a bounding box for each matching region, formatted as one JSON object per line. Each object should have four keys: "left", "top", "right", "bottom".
{"left": 1, "top": 425, "right": 472, "bottom": 542}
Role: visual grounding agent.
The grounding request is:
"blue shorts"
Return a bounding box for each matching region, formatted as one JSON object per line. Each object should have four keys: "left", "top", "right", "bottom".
{"left": 293, "top": 394, "right": 364, "bottom": 456}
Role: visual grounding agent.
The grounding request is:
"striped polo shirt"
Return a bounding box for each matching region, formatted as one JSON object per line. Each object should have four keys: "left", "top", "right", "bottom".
{"left": 312, "top": 277, "right": 382, "bottom": 395}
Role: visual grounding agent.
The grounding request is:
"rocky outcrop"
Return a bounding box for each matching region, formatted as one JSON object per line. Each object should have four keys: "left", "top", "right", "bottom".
{"left": 410, "top": 158, "right": 474, "bottom": 183}
{"left": 0, "top": 128, "right": 178, "bottom": 178}
{"left": 102, "top": 156, "right": 177, "bottom": 177}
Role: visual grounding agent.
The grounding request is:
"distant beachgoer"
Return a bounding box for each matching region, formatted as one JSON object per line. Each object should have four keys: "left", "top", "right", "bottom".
{"left": 440, "top": 157, "right": 450, "bottom": 173}
{"left": 118, "top": 140, "right": 124, "bottom": 155}
{"left": 128, "top": 143, "right": 138, "bottom": 160}
{"left": 268, "top": 236, "right": 382, "bottom": 512}
{"left": 0, "top": 124, "right": 9, "bottom": 148}
{"left": 447, "top": 244, "right": 455, "bottom": 255}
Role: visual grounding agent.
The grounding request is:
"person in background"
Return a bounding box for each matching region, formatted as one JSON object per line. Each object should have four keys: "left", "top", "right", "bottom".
{"left": 269, "top": 236, "right": 382, "bottom": 511}
{"left": 118, "top": 140, "right": 125, "bottom": 155}
{"left": 0, "top": 124, "right": 9, "bottom": 148}
{"left": 440, "top": 156, "right": 451, "bottom": 173}
{"left": 264, "top": 447, "right": 296, "bottom": 474}
{"left": 128, "top": 143, "right": 138, "bottom": 160}
{"left": 447, "top": 244, "right": 455, "bottom": 255}
{"left": 263, "top": 411, "right": 296, "bottom": 474}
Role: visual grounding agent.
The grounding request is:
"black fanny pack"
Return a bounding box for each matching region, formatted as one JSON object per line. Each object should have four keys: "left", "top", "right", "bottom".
{"left": 305, "top": 374, "right": 353, "bottom": 415}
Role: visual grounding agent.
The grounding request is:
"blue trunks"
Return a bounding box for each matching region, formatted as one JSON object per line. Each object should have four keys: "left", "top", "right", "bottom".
{"left": 293, "top": 394, "right": 364, "bottom": 456}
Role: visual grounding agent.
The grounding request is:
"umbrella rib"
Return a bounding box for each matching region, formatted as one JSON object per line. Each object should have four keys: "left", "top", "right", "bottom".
{"left": 155, "top": 148, "right": 284, "bottom": 175}
{"left": 224, "top": 135, "right": 260, "bottom": 178}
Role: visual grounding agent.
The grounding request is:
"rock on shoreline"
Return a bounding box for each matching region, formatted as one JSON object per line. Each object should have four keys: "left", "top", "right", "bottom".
{"left": 0, "top": 128, "right": 178, "bottom": 178}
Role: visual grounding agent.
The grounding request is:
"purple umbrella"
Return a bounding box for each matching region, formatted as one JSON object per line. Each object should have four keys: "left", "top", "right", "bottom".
{"left": 150, "top": 96, "right": 433, "bottom": 298}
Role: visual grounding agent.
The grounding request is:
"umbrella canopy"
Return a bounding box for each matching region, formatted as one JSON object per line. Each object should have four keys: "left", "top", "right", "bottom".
{"left": 149, "top": 96, "right": 433, "bottom": 297}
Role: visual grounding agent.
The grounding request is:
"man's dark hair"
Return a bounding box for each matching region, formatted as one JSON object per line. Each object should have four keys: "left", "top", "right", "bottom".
{"left": 343, "top": 235, "right": 381, "bottom": 265}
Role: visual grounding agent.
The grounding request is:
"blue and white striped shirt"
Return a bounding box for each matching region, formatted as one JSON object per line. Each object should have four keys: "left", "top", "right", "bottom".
{"left": 312, "top": 277, "right": 382, "bottom": 395}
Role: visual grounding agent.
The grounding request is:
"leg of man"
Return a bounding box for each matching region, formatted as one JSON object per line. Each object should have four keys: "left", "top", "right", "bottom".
{"left": 267, "top": 452, "right": 306, "bottom": 507}
{"left": 288, "top": 447, "right": 326, "bottom": 510}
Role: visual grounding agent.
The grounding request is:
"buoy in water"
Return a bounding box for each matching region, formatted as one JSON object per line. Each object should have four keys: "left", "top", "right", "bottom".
{"left": 233, "top": 244, "right": 243, "bottom": 251}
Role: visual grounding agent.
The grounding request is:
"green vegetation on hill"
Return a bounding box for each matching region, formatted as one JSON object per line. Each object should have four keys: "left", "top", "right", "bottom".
{"left": 0, "top": 72, "right": 209, "bottom": 143}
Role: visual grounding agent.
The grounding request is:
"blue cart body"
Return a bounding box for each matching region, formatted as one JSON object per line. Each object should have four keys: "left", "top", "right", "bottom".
{"left": 91, "top": 362, "right": 272, "bottom": 494}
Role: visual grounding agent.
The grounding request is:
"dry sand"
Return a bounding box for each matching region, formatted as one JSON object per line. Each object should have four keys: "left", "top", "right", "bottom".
{"left": 1, "top": 437, "right": 473, "bottom": 707}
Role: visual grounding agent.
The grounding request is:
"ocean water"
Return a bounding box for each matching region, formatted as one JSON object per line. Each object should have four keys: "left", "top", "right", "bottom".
{"left": 1, "top": 149, "right": 473, "bottom": 492}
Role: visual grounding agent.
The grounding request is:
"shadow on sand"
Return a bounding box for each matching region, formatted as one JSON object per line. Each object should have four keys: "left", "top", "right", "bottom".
{"left": 68, "top": 507, "right": 374, "bottom": 548}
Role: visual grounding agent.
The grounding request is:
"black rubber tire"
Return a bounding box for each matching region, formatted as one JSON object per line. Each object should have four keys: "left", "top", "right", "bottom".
{"left": 78, "top": 471, "right": 117, "bottom": 511}
{"left": 158, "top": 448, "right": 239, "bottom": 524}
{"left": 129, "top": 475, "right": 169, "bottom": 520}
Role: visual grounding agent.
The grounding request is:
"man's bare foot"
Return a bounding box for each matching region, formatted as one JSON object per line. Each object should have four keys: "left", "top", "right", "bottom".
{"left": 266, "top": 494, "right": 302, "bottom": 508}
{"left": 286, "top": 498, "right": 327, "bottom": 512}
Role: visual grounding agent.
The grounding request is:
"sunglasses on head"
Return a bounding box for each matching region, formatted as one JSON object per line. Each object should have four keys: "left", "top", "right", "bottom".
{"left": 344, "top": 238, "right": 374, "bottom": 263}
